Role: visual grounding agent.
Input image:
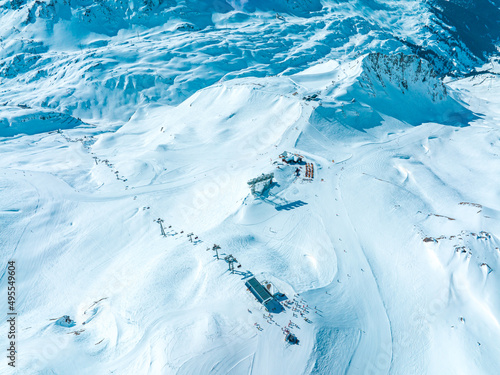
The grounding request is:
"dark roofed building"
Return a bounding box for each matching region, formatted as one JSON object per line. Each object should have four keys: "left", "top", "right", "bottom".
{"left": 245, "top": 277, "right": 273, "bottom": 304}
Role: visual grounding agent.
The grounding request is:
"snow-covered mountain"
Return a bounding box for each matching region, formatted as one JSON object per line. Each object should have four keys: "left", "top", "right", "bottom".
{"left": 0, "top": 0, "right": 498, "bottom": 122}
{"left": 1, "top": 1, "right": 500, "bottom": 374}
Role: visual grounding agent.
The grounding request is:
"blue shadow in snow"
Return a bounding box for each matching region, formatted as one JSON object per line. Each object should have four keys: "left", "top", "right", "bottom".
{"left": 275, "top": 200, "right": 308, "bottom": 211}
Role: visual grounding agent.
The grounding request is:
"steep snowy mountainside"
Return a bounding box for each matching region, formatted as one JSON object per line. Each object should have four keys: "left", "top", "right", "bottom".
{"left": 1, "top": 0, "right": 321, "bottom": 34}
{"left": 0, "top": 0, "right": 498, "bottom": 123}
{"left": 2, "top": 0, "right": 233, "bottom": 33}
{"left": 292, "top": 52, "right": 475, "bottom": 130}
{"left": 430, "top": 0, "right": 500, "bottom": 60}
{"left": 339, "top": 53, "right": 475, "bottom": 126}
{"left": 358, "top": 53, "right": 448, "bottom": 102}
{"left": 0, "top": 105, "right": 87, "bottom": 136}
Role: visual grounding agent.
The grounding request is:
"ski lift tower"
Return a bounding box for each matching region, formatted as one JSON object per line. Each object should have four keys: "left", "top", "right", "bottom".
{"left": 247, "top": 173, "right": 274, "bottom": 196}
{"left": 155, "top": 218, "right": 166, "bottom": 237}
{"left": 213, "top": 244, "right": 221, "bottom": 260}
{"left": 224, "top": 254, "right": 238, "bottom": 273}
{"left": 187, "top": 233, "right": 194, "bottom": 242}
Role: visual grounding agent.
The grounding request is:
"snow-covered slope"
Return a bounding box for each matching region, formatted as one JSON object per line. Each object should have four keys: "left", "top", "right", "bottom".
{"left": 0, "top": 105, "right": 86, "bottom": 137}
{"left": 1, "top": 1, "right": 500, "bottom": 375}
{"left": 0, "top": 0, "right": 497, "bottom": 122}
{"left": 303, "top": 52, "right": 476, "bottom": 128}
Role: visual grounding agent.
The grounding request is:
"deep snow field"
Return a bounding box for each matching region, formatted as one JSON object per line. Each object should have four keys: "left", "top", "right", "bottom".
{"left": 1, "top": 1, "right": 500, "bottom": 374}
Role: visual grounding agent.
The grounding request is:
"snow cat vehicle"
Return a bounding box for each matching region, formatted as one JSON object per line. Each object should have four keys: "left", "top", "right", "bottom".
{"left": 285, "top": 333, "right": 299, "bottom": 345}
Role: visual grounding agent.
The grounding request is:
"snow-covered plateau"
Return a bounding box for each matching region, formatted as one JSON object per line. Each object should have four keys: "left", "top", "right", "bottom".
{"left": 1, "top": 0, "right": 500, "bottom": 374}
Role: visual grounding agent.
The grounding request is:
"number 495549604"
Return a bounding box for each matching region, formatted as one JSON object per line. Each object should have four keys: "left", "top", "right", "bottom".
{"left": 7, "top": 261, "right": 15, "bottom": 312}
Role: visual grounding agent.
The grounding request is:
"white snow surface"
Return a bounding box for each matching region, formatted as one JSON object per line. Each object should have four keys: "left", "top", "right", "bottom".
{"left": 1, "top": 1, "right": 500, "bottom": 375}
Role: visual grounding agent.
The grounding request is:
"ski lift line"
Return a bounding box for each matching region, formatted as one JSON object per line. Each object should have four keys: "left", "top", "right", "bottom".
{"left": 143, "top": 189, "right": 312, "bottom": 337}
{"left": 129, "top": 197, "right": 310, "bottom": 336}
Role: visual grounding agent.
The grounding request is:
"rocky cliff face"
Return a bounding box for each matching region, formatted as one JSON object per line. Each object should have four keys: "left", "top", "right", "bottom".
{"left": 315, "top": 52, "right": 474, "bottom": 128}
{"left": 359, "top": 53, "right": 447, "bottom": 103}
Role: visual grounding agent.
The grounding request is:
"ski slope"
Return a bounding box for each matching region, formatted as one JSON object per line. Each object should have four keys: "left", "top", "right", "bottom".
{"left": 1, "top": 1, "right": 500, "bottom": 374}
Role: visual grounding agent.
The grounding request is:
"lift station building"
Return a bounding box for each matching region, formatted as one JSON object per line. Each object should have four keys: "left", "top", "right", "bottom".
{"left": 245, "top": 277, "right": 274, "bottom": 304}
